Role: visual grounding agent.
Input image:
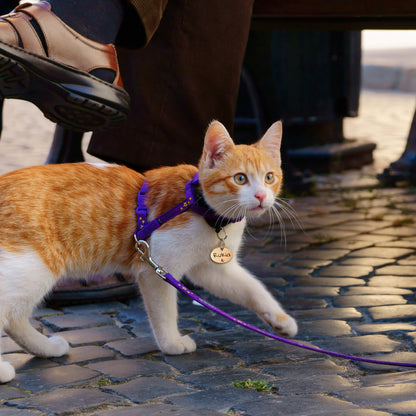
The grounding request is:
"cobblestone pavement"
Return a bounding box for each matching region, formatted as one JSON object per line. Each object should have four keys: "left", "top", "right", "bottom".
{"left": 1, "top": 93, "right": 416, "bottom": 415}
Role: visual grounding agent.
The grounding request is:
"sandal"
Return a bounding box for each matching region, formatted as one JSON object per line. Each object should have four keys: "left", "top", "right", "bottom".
{"left": 0, "top": 2, "right": 130, "bottom": 132}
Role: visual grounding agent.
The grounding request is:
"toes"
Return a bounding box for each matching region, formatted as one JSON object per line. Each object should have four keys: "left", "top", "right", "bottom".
{"left": 46, "top": 336, "right": 70, "bottom": 357}
{"left": 262, "top": 312, "right": 298, "bottom": 338}
{"left": 160, "top": 335, "right": 197, "bottom": 355}
{"left": 0, "top": 361, "right": 15, "bottom": 383}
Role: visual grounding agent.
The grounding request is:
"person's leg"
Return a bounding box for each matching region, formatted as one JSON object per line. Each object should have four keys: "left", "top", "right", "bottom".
{"left": 89, "top": 0, "right": 255, "bottom": 170}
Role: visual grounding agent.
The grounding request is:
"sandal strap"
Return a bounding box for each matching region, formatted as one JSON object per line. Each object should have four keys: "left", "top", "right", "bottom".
{"left": 1, "top": 1, "right": 123, "bottom": 88}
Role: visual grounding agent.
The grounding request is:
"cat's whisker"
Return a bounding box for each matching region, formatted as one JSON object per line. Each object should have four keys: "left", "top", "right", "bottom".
{"left": 269, "top": 204, "right": 287, "bottom": 247}
{"left": 274, "top": 198, "right": 303, "bottom": 233}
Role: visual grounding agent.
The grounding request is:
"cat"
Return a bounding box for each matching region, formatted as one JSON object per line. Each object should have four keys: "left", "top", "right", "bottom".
{"left": 0, "top": 120, "right": 297, "bottom": 383}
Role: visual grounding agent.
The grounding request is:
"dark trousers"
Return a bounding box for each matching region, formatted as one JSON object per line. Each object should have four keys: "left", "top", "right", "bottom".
{"left": 89, "top": 0, "right": 254, "bottom": 170}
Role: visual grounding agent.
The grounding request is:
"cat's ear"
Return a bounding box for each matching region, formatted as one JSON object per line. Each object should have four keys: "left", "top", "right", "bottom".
{"left": 202, "top": 120, "right": 234, "bottom": 168}
{"left": 258, "top": 120, "right": 283, "bottom": 166}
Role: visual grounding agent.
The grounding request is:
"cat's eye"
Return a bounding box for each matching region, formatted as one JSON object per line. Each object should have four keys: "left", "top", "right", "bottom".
{"left": 234, "top": 173, "right": 248, "bottom": 185}
{"left": 265, "top": 172, "right": 275, "bottom": 184}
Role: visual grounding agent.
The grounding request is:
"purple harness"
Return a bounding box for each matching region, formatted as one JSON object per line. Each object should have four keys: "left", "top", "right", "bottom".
{"left": 134, "top": 172, "right": 243, "bottom": 241}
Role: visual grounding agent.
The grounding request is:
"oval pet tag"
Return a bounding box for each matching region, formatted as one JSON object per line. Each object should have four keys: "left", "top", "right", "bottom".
{"left": 210, "top": 247, "right": 233, "bottom": 264}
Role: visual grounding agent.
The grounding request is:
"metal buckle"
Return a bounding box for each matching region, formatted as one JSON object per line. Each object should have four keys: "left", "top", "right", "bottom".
{"left": 134, "top": 236, "right": 167, "bottom": 280}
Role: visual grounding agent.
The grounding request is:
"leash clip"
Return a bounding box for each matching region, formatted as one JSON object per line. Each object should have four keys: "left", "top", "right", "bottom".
{"left": 134, "top": 237, "right": 167, "bottom": 280}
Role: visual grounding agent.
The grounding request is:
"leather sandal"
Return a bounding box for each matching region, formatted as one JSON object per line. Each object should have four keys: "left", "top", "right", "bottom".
{"left": 0, "top": 2, "right": 130, "bottom": 132}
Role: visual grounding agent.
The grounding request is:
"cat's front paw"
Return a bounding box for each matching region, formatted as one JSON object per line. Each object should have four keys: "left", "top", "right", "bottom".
{"left": 0, "top": 361, "right": 16, "bottom": 383}
{"left": 160, "top": 335, "right": 197, "bottom": 355}
{"left": 261, "top": 312, "right": 298, "bottom": 338}
{"left": 44, "top": 336, "right": 70, "bottom": 357}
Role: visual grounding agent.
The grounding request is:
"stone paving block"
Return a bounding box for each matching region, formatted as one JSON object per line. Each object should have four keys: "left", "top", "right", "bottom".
{"left": 177, "top": 368, "right": 275, "bottom": 390}
{"left": 340, "top": 383, "right": 416, "bottom": 407}
{"left": 0, "top": 410, "right": 39, "bottom": 416}
{"left": 60, "top": 325, "right": 130, "bottom": 346}
{"left": 225, "top": 340, "right": 317, "bottom": 365}
{"left": 116, "top": 307, "right": 148, "bottom": 324}
{"left": 103, "top": 377, "right": 193, "bottom": 403}
{"left": 372, "top": 227, "right": 416, "bottom": 238}
{"left": 231, "top": 394, "right": 359, "bottom": 416}
{"left": 166, "top": 386, "right": 265, "bottom": 412}
{"left": 264, "top": 358, "right": 347, "bottom": 377}
{"left": 377, "top": 240, "right": 416, "bottom": 249}
{"left": 32, "top": 307, "right": 62, "bottom": 318}
{"left": 86, "top": 358, "right": 173, "bottom": 381}
{"left": 362, "top": 367, "right": 416, "bottom": 382}
{"left": 369, "top": 305, "right": 416, "bottom": 320}
{"left": 315, "top": 334, "right": 401, "bottom": 355}
{"left": 89, "top": 404, "right": 224, "bottom": 416}
{"left": 125, "top": 321, "right": 154, "bottom": 338}
{"left": 375, "top": 265, "right": 416, "bottom": 276}
{"left": 340, "top": 257, "right": 395, "bottom": 267}
{"left": 282, "top": 259, "right": 332, "bottom": 269}
{"left": 1, "top": 337, "right": 23, "bottom": 354}
{"left": 369, "top": 275, "right": 416, "bottom": 288}
{"left": 300, "top": 320, "right": 352, "bottom": 338}
{"left": 351, "top": 234, "right": 396, "bottom": 243}
{"left": 161, "top": 349, "right": 240, "bottom": 374}
{"left": 293, "top": 307, "right": 362, "bottom": 321}
{"left": 294, "top": 277, "right": 365, "bottom": 287}
{"left": 193, "top": 327, "right": 263, "bottom": 349}
{"left": 61, "top": 301, "right": 128, "bottom": 314}
{"left": 3, "top": 353, "right": 57, "bottom": 372}
{"left": 398, "top": 254, "right": 416, "bottom": 265}
{"left": 41, "top": 312, "right": 114, "bottom": 331}
{"left": 10, "top": 364, "right": 99, "bottom": 393}
{"left": 334, "top": 295, "right": 407, "bottom": 308}
{"left": 319, "top": 240, "right": 373, "bottom": 250}
{"left": 283, "top": 298, "right": 328, "bottom": 310}
{"left": 54, "top": 345, "right": 115, "bottom": 364}
{"left": 354, "top": 323, "right": 416, "bottom": 334}
{"left": 343, "top": 286, "right": 412, "bottom": 295}
{"left": 381, "top": 400, "right": 416, "bottom": 415}
{"left": 277, "top": 374, "right": 354, "bottom": 395}
{"left": 348, "top": 247, "right": 414, "bottom": 258}
{"left": 285, "top": 286, "right": 340, "bottom": 297}
{"left": 318, "top": 265, "right": 373, "bottom": 278}
{"left": 0, "top": 385, "right": 30, "bottom": 400}
{"left": 290, "top": 249, "right": 350, "bottom": 260}
{"left": 105, "top": 336, "right": 159, "bottom": 356}
{"left": 7, "top": 388, "right": 123, "bottom": 415}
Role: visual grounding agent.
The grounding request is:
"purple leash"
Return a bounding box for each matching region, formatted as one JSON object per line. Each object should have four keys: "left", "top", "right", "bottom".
{"left": 135, "top": 240, "right": 416, "bottom": 369}
{"left": 134, "top": 174, "right": 416, "bottom": 369}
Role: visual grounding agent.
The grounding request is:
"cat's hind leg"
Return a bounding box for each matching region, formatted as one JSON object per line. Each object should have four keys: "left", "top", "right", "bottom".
{"left": 5, "top": 317, "right": 69, "bottom": 358}
{"left": 0, "top": 327, "right": 16, "bottom": 384}
{"left": 0, "top": 249, "right": 69, "bottom": 363}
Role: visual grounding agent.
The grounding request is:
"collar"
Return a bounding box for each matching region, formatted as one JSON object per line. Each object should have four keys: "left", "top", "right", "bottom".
{"left": 134, "top": 172, "right": 244, "bottom": 240}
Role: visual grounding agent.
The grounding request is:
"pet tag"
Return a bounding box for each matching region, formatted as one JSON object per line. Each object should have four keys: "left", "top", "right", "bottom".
{"left": 210, "top": 228, "right": 233, "bottom": 264}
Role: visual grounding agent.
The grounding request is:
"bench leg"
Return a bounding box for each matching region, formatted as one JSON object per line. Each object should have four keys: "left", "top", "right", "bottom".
{"left": 45, "top": 126, "right": 85, "bottom": 164}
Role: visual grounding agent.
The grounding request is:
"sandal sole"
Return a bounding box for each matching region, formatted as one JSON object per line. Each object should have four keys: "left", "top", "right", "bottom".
{"left": 0, "top": 41, "right": 130, "bottom": 132}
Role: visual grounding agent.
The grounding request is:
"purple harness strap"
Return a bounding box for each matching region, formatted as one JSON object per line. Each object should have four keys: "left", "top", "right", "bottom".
{"left": 135, "top": 172, "right": 242, "bottom": 240}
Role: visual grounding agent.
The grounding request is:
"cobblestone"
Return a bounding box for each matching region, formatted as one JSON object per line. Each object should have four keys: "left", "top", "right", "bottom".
{"left": 1, "top": 91, "right": 416, "bottom": 414}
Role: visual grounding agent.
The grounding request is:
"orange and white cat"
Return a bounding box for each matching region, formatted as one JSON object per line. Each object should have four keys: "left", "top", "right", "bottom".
{"left": 0, "top": 120, "right": 297, "bottom": 383}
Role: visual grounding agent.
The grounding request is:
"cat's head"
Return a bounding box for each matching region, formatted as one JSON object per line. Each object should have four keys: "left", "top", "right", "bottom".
{"left": 198, "top": 120, "right": 283, "bottom": 220}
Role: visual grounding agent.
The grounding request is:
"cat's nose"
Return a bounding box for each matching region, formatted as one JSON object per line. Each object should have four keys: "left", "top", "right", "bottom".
{"left": 255, "top": 191, "right": 266, "bottom": 204}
